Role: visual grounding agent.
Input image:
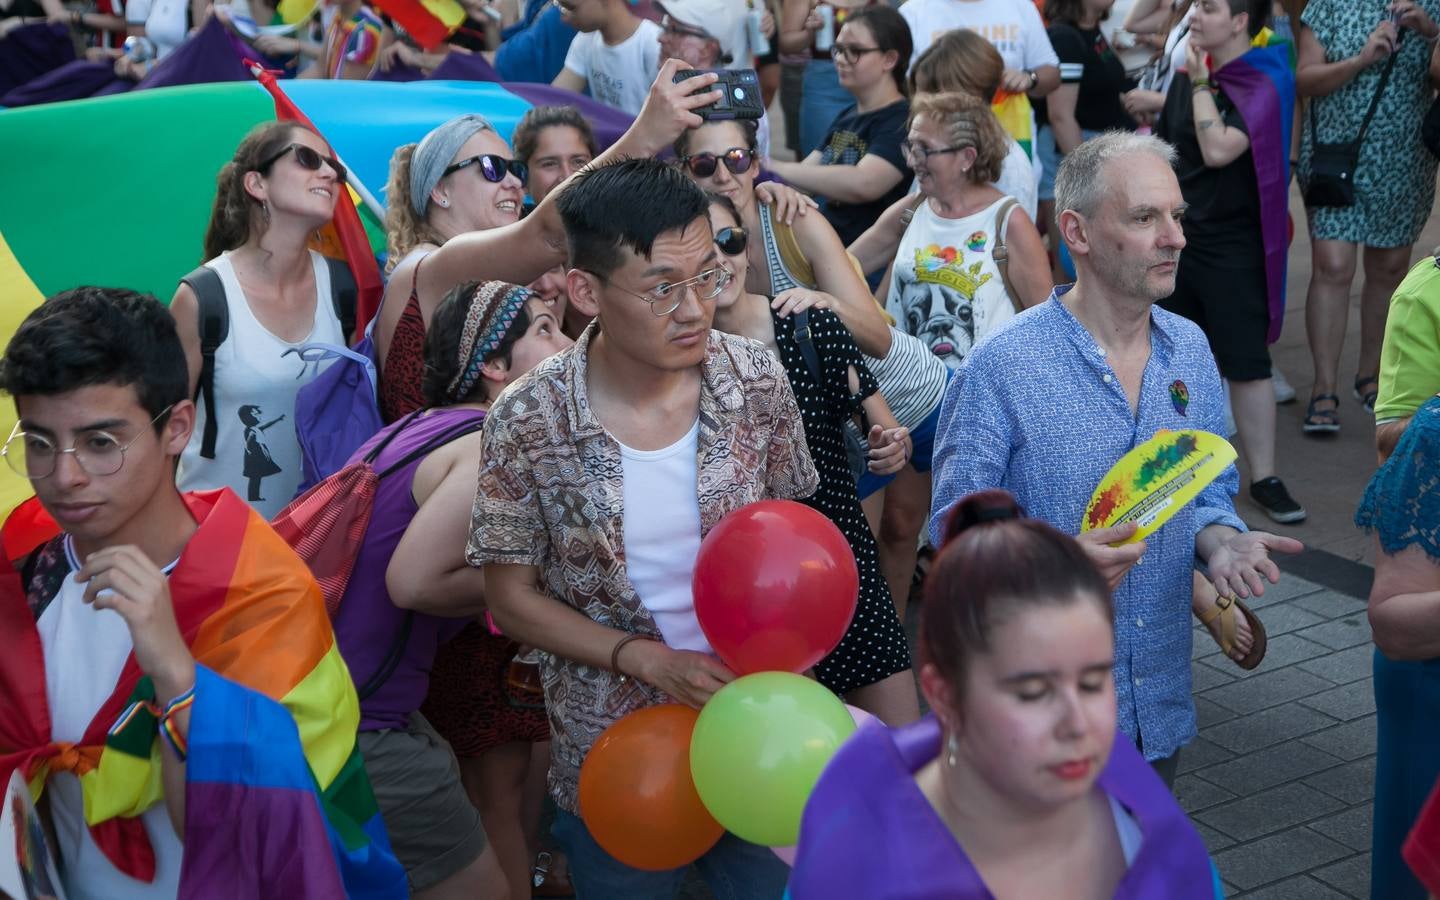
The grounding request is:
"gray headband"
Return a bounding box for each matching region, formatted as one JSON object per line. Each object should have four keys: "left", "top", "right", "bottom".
{"left": 409, "top": 114, "right": 495, "bottom": 217}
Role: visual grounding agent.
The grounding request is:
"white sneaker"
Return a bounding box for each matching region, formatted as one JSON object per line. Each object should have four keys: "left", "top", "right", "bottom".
{"left": 1272, "top": 367, "right": 1296, "bottom": 404}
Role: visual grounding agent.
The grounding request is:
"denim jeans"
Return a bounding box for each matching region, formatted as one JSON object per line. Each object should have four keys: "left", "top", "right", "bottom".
{"left": 799, "top": 59, "right": 853, "bottom": 159}
{"left": 552, "top": 809, "right": 791, "bottom": 899}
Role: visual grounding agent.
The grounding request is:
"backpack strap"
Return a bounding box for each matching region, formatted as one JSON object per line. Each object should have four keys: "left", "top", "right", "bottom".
{"left": 989, "top": 198, "right": 1023, "bottom": 314}
{"left": 323, "top": 256, "right": 358, "bottom": 345}
{"left": 180, "top": 265, "right": 229, "bottom": 460}
{"left": 361, "top": 408, "right": 426, "bottom": 466}
{"left": 354, "top": 411, "right": 486, "bottom": 701}
{"left": 792, "top": 309, "right": 823, "bottom": 384}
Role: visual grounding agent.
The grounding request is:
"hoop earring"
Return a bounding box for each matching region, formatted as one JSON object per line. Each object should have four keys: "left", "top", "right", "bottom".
{"left": 946, "top": 733, "right": 959, "bottom": 768}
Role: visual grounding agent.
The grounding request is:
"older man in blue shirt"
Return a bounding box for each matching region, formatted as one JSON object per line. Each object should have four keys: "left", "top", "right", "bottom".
{"left": 929, "top": 132, "right": 1303, "bottom": 784}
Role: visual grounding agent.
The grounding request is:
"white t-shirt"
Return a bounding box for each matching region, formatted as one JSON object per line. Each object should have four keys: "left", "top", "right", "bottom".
{"left": 177, "top": 250, "right": 342, "bottom": 519}
{"left": 561, "top": 18, "right": 662, "bottom": 115}
{"left": 38, "top": 538, "right": 183, "bottom": 900}
{"left": 886, "top": 195, "right": 1020, "bottom": 369}
{"left": 899, "top": 0, "right": 1059, "bottom": 71}
{"left": 618, "top": 419, "right": 711, "bottom": 654}
{"left": 124, "top": 0, "right": 188, "bottom": 57}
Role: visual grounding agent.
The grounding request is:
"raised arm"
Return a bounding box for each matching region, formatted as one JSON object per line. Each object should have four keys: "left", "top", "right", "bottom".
{"left": 1295, "top": 18, "right": 1395, "bottom": 97}
{"left": 420, "top": 59, "right": 722, "bottom": 295}
{"left": 792, "top": 211, "right": 892, "bottom": 357}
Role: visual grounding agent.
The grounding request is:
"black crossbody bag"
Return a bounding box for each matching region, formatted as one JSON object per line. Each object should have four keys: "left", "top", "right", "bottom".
{"left": 1304, "top": 52, "right": 1396, "bottom": 208}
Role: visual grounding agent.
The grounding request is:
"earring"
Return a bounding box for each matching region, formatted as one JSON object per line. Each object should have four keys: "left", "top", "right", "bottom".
{"left": 261, "top": 200, "right": 271, "bottom": 224}
{"left": 946, "top": 732, "right": 959, "bottom": 768}
{"left": 436, "top": 198, "right": 450, "bottom": 209}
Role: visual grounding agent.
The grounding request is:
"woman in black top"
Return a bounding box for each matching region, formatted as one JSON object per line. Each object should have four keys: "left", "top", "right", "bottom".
{"left": 705, "top": 191, "right": 920, "bottom": 728}
{"left": 1037, "top": 0, "right": 1136, "bottom": 272}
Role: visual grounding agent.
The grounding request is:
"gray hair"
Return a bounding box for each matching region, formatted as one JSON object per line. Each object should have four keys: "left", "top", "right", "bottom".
{"left": 409, "top": 114, "right": 496, "bottom": 217}
{"left": 1053, "top": 132, "right": 1177, "bottom": 219}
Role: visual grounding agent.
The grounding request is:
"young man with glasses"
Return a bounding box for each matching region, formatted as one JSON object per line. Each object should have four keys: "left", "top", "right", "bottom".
{"left": 552, "top": 0, "right": 661, "bottom": 114}
{"left": 469, "top": 157, "right": 818, "bottom": 896}
{"left": 0, "top": 287, "right": 403, "bottom": 899}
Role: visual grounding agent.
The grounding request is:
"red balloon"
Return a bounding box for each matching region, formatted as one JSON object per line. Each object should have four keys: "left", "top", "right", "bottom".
{"left": 578, "top": 705, "right": 724, "bottom": 871}
{"left": 692, "top": 500, "right": 858, "bottom": 675}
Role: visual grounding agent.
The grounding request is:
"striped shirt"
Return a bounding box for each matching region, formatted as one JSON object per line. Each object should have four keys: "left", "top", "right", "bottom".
{"left": 758, "top": 204, "right": 948, "bottom": 430}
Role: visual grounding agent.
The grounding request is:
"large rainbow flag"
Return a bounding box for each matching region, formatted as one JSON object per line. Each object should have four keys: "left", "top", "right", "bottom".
{"left": 0, "top": 488, "right": 406, "bottom": 896}
{"left": 0, "top": 76, "right": 629, "bottom": 516}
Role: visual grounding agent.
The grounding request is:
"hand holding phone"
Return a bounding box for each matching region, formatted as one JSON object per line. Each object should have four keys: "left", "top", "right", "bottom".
{"left": 673, "top": 68, "right": 765, "bottom": 121}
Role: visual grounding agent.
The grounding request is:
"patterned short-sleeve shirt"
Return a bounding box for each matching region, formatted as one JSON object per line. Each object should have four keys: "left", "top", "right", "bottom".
{"left": 468, "top": 323, "right": 820, "bottom": 813}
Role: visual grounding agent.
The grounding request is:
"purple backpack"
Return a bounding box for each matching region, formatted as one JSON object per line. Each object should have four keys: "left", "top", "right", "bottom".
{"left": 284, "top": 317, "right": 385, "bottom": 497}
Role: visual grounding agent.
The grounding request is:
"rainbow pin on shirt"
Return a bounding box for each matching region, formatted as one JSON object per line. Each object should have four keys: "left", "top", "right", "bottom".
{"left": 1081, "top": 430, "right": 1237, "bottom": 544}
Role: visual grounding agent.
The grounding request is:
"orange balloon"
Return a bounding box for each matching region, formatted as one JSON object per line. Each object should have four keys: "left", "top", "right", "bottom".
{"left": 578, "top": 704, "right": 725, "bottom": 871}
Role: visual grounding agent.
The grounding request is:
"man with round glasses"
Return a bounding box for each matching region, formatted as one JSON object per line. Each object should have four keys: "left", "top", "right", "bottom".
{"left": 468, "top": 156, "right": 817, "bottom": 894}
{"left": 0, "top": 287, "right": 403, "bottom": 898}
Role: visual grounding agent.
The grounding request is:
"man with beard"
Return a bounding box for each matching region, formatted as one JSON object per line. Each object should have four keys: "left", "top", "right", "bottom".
{"left": 927, "top": 132, "right": 1302, "bottom": 786}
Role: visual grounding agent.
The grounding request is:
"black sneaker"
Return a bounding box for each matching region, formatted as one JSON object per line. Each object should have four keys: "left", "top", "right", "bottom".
{"left": 1250, "top": 477, "right": 1306, "bottom": 524}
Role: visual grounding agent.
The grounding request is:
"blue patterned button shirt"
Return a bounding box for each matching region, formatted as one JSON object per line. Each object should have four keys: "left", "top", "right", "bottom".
{"left": 929, "top": 288, "right": 1246, "bottom": 761}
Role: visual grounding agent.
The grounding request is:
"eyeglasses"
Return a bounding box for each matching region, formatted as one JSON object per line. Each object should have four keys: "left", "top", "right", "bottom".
{"left": 591, "top": 264, "right": 734, "bottom": 316}
{"left": 681, "top": 147, "right": 755, "bottom": 179}
{"left": 443, "top": 153, "right": 529, "bottom": 186}
{"left": 4, "top": 405, "right": 173, "bottom": 480}
{"left": 714, "top": 226, "right": 747, "bottom": 256}
{"left": 901, "top": 140, "right": 967, "bottom": 163}
{"left": 830, "top": 43, "right": 883, "bottom": 64}
{"left": 258, "top": 143, "right": 347, "bottom": 183}
{"left": 661, "top": 14, "right": 711, "bottom": 40}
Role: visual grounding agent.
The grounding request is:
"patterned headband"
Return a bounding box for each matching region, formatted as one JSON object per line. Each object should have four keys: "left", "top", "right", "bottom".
{"left": 447, "top": 281, "right": 530, "bottom": 402}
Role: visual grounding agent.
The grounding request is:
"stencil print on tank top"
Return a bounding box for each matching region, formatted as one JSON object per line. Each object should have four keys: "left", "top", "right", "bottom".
{"left": 238, "top": 404, "right": 286, "bottom": 503}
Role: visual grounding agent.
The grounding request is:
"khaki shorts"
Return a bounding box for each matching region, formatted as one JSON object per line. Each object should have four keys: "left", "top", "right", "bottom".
{"left": 358, "top": 713, "right": 487, "bottom": 893}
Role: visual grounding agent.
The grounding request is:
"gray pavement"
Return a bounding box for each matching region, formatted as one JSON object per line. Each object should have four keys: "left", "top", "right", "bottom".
{"left": 1184, "top": 572, "right": 1377, "bottom": 898}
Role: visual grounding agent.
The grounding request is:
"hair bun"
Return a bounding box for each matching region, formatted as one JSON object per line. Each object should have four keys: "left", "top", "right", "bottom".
{"left": 942, "top": 489, "right": 1024, "bottom": 546}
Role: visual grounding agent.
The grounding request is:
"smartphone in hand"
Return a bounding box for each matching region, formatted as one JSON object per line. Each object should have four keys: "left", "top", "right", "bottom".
{"left": 674, "top": 68, "right": 765, "bottom": 121}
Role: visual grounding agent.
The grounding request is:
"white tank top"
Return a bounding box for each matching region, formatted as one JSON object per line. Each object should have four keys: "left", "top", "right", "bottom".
{"left": 177, "top": 250, "right": 342, "bottom": 518}
{"left": 886, "top": 196, "right": 1020, "bottom": 371}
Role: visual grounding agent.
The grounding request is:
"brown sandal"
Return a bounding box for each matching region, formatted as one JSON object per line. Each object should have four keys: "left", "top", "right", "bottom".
{"left": 1198, "top": 593, "right": 1268, "bottom": 670}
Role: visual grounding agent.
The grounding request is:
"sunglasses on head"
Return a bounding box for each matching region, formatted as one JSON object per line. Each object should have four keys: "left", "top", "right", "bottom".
{"left": 443, "top": 153, "right": 529, "bottom": 185}
{"left": 259, "top": 143, "right": 347, "bottom": 183}
{"left": 681, "top": 147, "right": 755, "bottom": 179}
{"left": 714, "top": 226, "right": 747, "bottom": 256}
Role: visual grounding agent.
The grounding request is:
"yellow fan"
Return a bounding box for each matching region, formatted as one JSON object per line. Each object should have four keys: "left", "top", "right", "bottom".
{"left": 1081, "top": 430, "right": 1237, "bottom": 544}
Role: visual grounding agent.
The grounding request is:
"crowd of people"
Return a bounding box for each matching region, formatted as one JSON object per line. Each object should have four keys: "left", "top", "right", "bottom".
{"left": 3, "top": 0, "right": 1440, "bottom": 898}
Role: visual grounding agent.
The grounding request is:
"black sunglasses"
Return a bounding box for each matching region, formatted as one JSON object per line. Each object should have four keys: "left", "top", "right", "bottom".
{"left": 443, "top": 153, "right": 529, "bottom": 185}
{"left": 682, "top": 147, "right": 755, "bottom": 179}
{"left": 715, "top": 226, "right": 747, "bottom": 256}
{"left": 258, "top": 143, "right": 347, "bottom": 183}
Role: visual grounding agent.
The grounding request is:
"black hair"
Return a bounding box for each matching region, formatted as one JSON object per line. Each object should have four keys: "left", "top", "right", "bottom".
{"left": 673, "top": 118, "right": 760, "bottom": 161}
{"left": 422, "top": 280, "right": 533, "bottom": 406}
{"left": 0, "top": 286, "right": 187, "bottom": 428}
{"left": 845, "top": 6, "right": 913, "bottom": 96}
{"left": 512, "top": 105, "right": 600, "bottom": 165}
{"left": 555, "top": 157, "right": 711, "bottom": 279}
{"left": 1227, "top": 0, "right": 1269, "bottom": 37}
{"left": 705, "top": 190, "right": 741, "bottom": 225}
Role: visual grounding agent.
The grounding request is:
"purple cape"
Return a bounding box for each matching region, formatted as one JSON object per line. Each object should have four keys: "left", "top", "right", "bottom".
{"left": 1212, "top": 42, "right": 1297, "bottom": 346}
{"left": 789, "top": 717, "right": 1217, "bottom": 899}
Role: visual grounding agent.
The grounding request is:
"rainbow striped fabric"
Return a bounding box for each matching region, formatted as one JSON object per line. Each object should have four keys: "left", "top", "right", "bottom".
{"left": 0, "top": 488, "right": 406, "bottom": 897}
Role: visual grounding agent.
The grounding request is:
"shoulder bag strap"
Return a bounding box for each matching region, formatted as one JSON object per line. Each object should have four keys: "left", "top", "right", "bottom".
{"left": 792, "top": 309, "right": 823, "bottom": 383}
{"left": 990, "top": 198, "right": 1023, "bottom": 314}
{"left": 1314, "top": 50, "right": 1398, "bottom": 149}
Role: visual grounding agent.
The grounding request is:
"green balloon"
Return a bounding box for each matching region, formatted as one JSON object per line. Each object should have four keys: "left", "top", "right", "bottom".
{"left": 689, "top": 672, "right": 857, "bottom": 847}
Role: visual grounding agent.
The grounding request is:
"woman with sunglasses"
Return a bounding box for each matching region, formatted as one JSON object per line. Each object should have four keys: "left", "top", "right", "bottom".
{"left": 376, "top": 114, "right": 530, "bottom": 422}
{"left": 169, "top": 122, "right": 349, "bottom": 519}
{"left": 768, "top": 5, "right": 912, "bottom": 250}
{"left": 677, "top": 115, "right": 950, "bottom": 628}
{"left": 706, "top": 191, "right": 920, "bottom": 728}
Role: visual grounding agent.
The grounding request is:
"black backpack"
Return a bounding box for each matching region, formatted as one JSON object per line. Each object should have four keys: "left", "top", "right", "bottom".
{"left": 180, "top": 257, "right": 357, "bottom": 460}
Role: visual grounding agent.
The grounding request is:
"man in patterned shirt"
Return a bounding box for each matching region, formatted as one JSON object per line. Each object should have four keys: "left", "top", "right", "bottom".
{"left": 929, "top": 132, "right": 1303, "bottom": 785}
{"left": 468, "top": 157, "right": 818, "bottom": 896}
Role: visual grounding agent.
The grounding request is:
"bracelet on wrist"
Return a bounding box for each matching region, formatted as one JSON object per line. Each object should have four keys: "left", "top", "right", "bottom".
{"left": 610, "top": 632, "right": 656, "bottom": 677}
{"left": 157, "top": 684, "right": 196, "bottom": 762}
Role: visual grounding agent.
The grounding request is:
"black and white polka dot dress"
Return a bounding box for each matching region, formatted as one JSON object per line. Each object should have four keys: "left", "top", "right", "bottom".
{"left": 771, "top": 306, "right": 913, "bottom": 694}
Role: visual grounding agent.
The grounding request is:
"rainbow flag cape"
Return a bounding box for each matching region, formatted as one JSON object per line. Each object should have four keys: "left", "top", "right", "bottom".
{"left": 0, "top": 489, "right": 405, "bottom": 897}
{"left": 1212, "top": 32, "right": 1296, "bottom": 345}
